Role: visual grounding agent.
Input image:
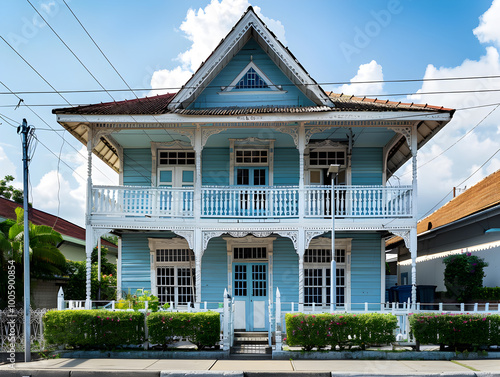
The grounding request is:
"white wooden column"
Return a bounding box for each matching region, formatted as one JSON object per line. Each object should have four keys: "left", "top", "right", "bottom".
{"left": 117, "top": 236, "right": 122, "bottom": 300}
{"left": 409, "top": 227, "right": 418, "bottom": 306}
{"left": 298, "top": 123, "right": 306, "bottom": 219}
{"left": 85, "top": 128, "right": 93, "bottom": 309}
{"left": 410, "top": 124, "right": 418, "bottom": 305}
{"left": 297, "top": 228, "right": 305, "bottom": 312}
{"left": 150, "top": 249, "right": 156, "bottom": 296}
{"left": 194, "top": 228, "right": 203, "bottom": 308}
{"left": 194, "top": 125, "right": 202, "bottom": 222}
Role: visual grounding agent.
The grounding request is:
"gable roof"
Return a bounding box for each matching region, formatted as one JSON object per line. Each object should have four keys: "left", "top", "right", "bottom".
{"left": 167, "top": 6, "right": 333, "bottom": 110}
{"left": 387, "top": 169, "right": 500, "bottom": 248}
{"left": 0, "top": 197, "right": 116, "bottom": 248}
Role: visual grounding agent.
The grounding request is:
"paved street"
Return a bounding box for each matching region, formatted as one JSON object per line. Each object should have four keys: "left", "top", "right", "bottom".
{"left": 1, "top": 358, "right": 499, "bottom": 376}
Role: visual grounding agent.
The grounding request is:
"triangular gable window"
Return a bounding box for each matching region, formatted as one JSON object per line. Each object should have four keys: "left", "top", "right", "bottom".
{"left": 221, "top": 61, "right": 285, "bottom": 94}
{"left": 235, "top": 68, "right": 269, "bottom": 89}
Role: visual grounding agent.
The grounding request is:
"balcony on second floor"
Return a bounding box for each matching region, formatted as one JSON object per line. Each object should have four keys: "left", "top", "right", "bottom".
{"left": 90, "top": 185, "right": 413, "bottom": 222}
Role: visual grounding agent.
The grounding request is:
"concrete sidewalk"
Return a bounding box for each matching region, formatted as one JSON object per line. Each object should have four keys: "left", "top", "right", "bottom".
{"left": 0, "top": 358, "right": 499, "bottom": 376}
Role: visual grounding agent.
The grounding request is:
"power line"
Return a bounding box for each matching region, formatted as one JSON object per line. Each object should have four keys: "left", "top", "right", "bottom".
{"left": 420, "top": 147, "right": 500, "bottom": 220}
{"left": 5, "top": 86, "right": 500, "bottom": 99}
{"left": 32, "top": 134, "right": 86, "bottom": 181}
{"left": 400, "top": 103, "right": 500, "bottom": 177}
{"left": 26, "top": 0, "right": 116, "bottom": 103}
{"left": 62, "top": 0, "right": 139, "bottom": 101}
{"left": 4, "top": 73, "right": 500, "bottom": 95}
{"left": 0, "top": 80, "right": 115, "bottom": 184}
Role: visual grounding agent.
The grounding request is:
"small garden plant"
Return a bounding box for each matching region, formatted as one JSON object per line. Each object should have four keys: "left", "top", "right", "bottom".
{"left": 115, "top": 289, "right": 160, "bottom": 311}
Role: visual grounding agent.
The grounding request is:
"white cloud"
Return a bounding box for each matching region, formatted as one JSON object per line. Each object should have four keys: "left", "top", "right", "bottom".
{"left": 0, "top": 146, "right": 18, "bottom": 181}
{"left": 387, "top": 1, "right": 500, "bottom": 219}
{"left": 150, "top": 0, "right": 286, "bottom": 95}
{"left": 333, "top": 60, "right": 384, "bottom": 96}
{"left": 150, "top": 67, "right": 195, "bottom": 96}
{"left": 473, "top": 0, "right": 500, "bottom": 47}
{"left": 31, "top": 146, "right": 117, "bottom": 227}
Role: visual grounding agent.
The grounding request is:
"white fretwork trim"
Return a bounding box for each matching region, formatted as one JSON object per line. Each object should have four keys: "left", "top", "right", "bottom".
{"left": 203, "top": 231, "right": 226, "bottom": 251}
{"left": 93, "top": 228, "right": 113, "bottom": 246}
{"left": 274, "top": 230, "right": 299, "bottom": 251}
{"left": 305, "top": 230, "right": 327, "bottom": 249}
{"left": 388, "top": 126, "right": 412, "bottom": 147}
{"left": 174, "top": 128, "right": 195, "bottom": 146}
{"left": 391, "top": 230, "right": 411, "bottom": 249}
{"left": 202, "top": 127, "right": 229, "bottom": 149}
{"left": 227, "top": 231, "right": 273, "bottom": 238}
{"left": 305, "top": 127, "right": 331, "bottom": 145}
{"left": 171, "top": 230, "right": 194, "bottom": 250}
{"left": 275, "top": 126, "right": 299, "bottom": 147}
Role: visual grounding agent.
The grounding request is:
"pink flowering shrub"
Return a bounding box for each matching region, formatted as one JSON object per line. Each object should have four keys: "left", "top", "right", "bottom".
{"left": 409, "top": 313, "right": 500, "bottom": 350}
{"left": 285, "top": 313, "right": 397, "bottom": 351}
{"left": 147, "top": 311, "right": 220, "bottom": 350}
{"left": 43, "top": 310, "right": 144, "bottom": 349}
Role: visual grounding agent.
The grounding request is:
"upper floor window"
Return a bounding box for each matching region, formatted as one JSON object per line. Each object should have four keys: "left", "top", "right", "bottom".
{"left": 235, "top": 68, "right": 269, "bottom": 89}
{"left": 159, "top": 150, "right": 195, "bottom": 166}
{"left": 221, "top": 62, "right": 284, "bottom": 94}
{"left": 235, "top": 149, "right": 268, "bottom": 165}
{"left": 309, "top": 151, "right": 346, "bottom": 167}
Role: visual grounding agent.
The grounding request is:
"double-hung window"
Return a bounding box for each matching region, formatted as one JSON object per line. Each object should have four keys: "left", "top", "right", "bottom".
{"left": 304, "top": 247, "right": 346, "bottom": 307}
{"left": 155, "top": 248, "right": 195, "bottom": 307}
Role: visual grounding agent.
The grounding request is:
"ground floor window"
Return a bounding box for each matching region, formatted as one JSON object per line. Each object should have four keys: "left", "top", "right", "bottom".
{"left": 155, "top": 248, "right": 195, "bottom": 306}
{"left": 304, "top": 247, "right": 346, "bottom": 307}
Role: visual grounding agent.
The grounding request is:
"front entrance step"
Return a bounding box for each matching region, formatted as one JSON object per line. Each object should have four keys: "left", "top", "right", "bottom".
{"left": 231, "top": 331, "right": 272, "bottom": 359}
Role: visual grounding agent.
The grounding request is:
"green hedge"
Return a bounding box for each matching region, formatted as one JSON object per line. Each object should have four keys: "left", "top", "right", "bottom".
{"left": 43, "top": 310, "right": 144, "bottom": 349}
{"left": 476, "top": 287, "right": 500, "bottom": 301}
{"left": 285, "top": 313, "right": 397, "bottom": 351}
{"left": 409, "top": 313, "right": 500, "bottom": 350}
{"left": 147, "top": 311, "right": 220, "bottom": 350}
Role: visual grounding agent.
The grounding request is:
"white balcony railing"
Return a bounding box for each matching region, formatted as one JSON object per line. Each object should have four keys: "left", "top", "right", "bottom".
{"left": 202, "top": 186, "right": 299, "bottom": 218}
{"left": 304, "top": 185, "right": 412, "bottom": 218}
{"left": 91, "top": 186, "right": 194, "bottom": 218}
{"left": 91, "top": 185, "right": 412, "bottom": 219}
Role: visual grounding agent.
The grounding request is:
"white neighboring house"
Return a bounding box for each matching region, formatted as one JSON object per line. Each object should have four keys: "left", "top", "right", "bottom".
{"left": 387, "top": 169, "right": 500, "bottom": 293}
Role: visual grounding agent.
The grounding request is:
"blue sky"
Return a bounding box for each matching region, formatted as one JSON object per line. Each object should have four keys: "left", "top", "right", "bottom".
{"left": 1, "top": 0, "right": 499, "bottom": 225}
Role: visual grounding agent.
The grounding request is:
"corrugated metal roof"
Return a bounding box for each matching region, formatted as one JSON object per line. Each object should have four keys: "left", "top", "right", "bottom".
{"left": 328, "top": 93, "right": 453, "bottom": 112}
{"left": 53, "top": 92, "right": 452, "bottom": 116}
{"left": 386, "top": 169, "right": 500, "bottom": 247}
{"left": 53, "top": 93, "right": 176, "bottom": 115}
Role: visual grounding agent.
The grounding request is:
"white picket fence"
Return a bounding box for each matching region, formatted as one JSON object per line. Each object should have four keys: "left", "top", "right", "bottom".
{"left": 270, "top": 288, "right": 500, "bottom": 351}
{"left": 53, "top": 287, "right": 500, "bottom": 352}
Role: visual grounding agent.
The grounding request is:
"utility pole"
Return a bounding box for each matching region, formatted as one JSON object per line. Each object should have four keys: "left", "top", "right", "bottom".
{"left": 17, "top": 118, "right": 32, "bottom": 362}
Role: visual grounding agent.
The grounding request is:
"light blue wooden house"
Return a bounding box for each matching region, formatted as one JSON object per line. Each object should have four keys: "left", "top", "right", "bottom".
{"left": 53, "top": 7, "right": 454, "bottom": 332}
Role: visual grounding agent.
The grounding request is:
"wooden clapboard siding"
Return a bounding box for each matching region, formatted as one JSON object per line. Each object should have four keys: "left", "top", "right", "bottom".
{"left": 274, "top": 148, "right": 299, "bottom": 186}
{"left": 190, "top": 39, "right": 314, "bottom": 109}
{"left": 123, "top": 148, "right": 152, "bottom": 186}
{"left": 200, "top": 237, "right": 228, "bottom": 308}
{"left": 351, "top": 147, "right": 383, "bottom": 186}
{"left": 272, "top": 237, "right": 299, "bottom": 311}
{"left": 350, "top": 233, "right": 382, "bottom": 309}
{"left": 202, "top": 148, "right": 230, "bottom": 185}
